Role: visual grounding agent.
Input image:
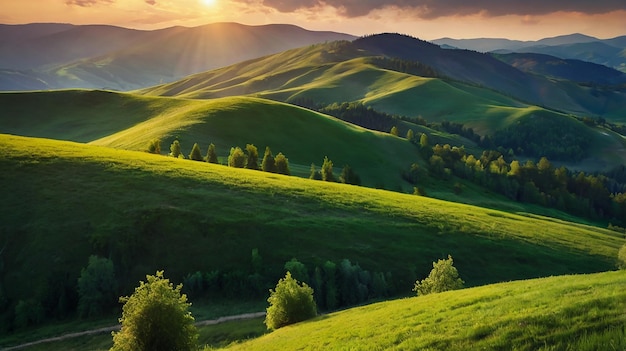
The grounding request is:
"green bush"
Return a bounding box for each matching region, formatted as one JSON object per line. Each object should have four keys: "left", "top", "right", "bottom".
{"left": 111, "top": 271, "right": 198, "bottom": 351}
{"left": 265, "top": 272, "right": 317, "bottom": 330}
{"left": 413, "top": 255, "right": 464, "bottom": 296}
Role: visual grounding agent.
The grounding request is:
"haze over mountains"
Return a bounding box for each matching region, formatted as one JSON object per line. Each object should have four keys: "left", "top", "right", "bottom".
{"left": 433, "top": 33, "right": 626, "bottom": 72}
{"left": 0, "top": 22, "right": 355, "bottom": 91}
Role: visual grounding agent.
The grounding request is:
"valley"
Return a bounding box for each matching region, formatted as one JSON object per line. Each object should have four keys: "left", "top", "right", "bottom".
{"left": 1, "top": 20, "right": 625, "bottom": 351}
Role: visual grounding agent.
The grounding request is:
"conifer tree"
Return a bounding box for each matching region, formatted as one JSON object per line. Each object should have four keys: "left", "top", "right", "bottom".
{"left": 188, "top": 143, "right": 203, "bottom": 161}
{"left": 406, "top": 129, "right": 414, "bottom": 141}
{"left": 206, "top": 143, "right": 218, "bottom": 164}
{"left": 245, "top": 144, "right": 259, "bottom": 170}
{"left": 321, "top": 156, "right": 335, "bottom": 182}
{"left": 390, "top": 126, "right": 399, "bottom": 136}
{"left": 261, "top": 146, "right": 277, "bottom": 173}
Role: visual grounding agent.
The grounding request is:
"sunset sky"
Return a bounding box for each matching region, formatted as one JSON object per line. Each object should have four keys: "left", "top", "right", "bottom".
{"left": 3, "top": 0, "right": 626, "bottom": 40}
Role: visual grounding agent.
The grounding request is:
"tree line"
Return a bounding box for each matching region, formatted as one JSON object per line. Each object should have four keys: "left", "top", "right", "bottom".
{"left": 147, "top": 139, "right": 291, "bottom": 175}
{"left": 418, "top": 140, "right": 626, "bottom": 225}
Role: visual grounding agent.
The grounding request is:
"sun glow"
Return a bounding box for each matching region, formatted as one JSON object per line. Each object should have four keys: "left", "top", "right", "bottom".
{"left": 201, "top": 0, "right": 216, "bottom": 6}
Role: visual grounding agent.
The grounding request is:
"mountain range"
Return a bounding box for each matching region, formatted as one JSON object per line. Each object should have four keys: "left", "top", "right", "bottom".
{"left": 0, "top": 22, "right": 355, "bottom": 91}
{"left": 433, "top": 33, "right": 626, "bottom": 73}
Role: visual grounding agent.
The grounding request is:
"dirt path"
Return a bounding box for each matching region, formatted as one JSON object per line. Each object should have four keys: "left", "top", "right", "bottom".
{"left": 2, "top": 311, "right": 266, "bottom": 351}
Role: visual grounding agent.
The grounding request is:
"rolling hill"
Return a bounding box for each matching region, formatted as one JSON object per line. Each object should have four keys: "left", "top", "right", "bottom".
{"left": 0, "top": 23, "right": 355, "bottom": 91}
{"left": 492, "top": 52, "right": 626, "bottom": 85}
{"left": 215, "top": 271, "right": 626, "bottom": 351}
{"left": 0, "top": 133, "right": 622, "bottom": 335}
{"left": 135, "top": 35, "right": 626, "bottom": 169}
{"left": 139, "top": 33, "right": 626, "bottom": 122}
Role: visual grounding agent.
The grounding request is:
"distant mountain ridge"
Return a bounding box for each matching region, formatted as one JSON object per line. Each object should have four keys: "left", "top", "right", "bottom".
{"left": 0, "top": 22, "right": 355, "bottom": 91}
{"left": 433, "top": 33, "right": 626, "bottom": 72}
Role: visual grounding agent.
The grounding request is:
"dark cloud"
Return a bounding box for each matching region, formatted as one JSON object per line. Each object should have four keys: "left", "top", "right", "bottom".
{"left": 65, "top": 0, "right": 114, "bottom": 7}
{"left": 236, "top": 0, "right": 626, "bottom": 18}
{"left": 145, "top": 0, "right": 156, "bottom": 5}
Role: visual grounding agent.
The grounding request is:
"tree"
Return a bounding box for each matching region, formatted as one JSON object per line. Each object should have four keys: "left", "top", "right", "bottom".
{"left": 188, "top": 143, "right": 203, "bottom": 161}
{"left": 413, "top": 255, "right": 464, "bottom": 296}
{"left": 406, "top": 129, "right": 414, "bottom": 141}
{"left": 309, "top": 163, "right": 322, "bottom": 180}
{"left": 228, "top": 147, "right": 246, "bottom": 168}
{"left": 245, "top": 144, "right": 259, "bottom": 170}
{"left": 321, "top": 156, "right": 335, "bottom": 182}
{"left": 147, "top": 139, "right": 161, "bottom": 154}
{"left": 261, "top": 146, "right": 276, "bottom": 173}
{"left": 419, "top": 133, "right": 429, "bottom": 149}
{"left": 169, "top": 140, "right": 182, "bottom": 158}
{"left": 265, "top": 272, "right": 317, "bottom": 330}
{"left": 111, "top": 271, "right": 198, "bottom": 351}
{"left": 275, "top": 152, "right": 290, "bottom": 175}
{"left": 77, "top": 255, "right": 117, "bottom": 318}
{"left": 206, "top": 143, "right": 218, "bottom": 164}
{"left": 339, "top": 165, "right": 361, "bottom": 185}
{"left": 390, "top": 126, "right": 399, "bottom": 136}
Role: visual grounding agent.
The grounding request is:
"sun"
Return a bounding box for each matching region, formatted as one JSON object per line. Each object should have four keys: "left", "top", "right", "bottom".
{"left": 201, "top": 0, "right": 217, "bottom": 6}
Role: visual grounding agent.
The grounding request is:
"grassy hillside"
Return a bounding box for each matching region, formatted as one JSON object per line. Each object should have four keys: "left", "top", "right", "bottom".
{"left": 133, "top": 40, "right": 626, "bottom": 169}
{"left": 216, "top": 271, "right": 626, "bottom": 351}
{"left": 1, "top": 134, "right": 622, "bottom": 326}
{"left": 0, "top": 90, "right": 192, "bottom": 142}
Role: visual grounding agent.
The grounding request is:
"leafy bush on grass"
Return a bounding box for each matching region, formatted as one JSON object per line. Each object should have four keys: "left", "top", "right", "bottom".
{"left": 265, "top": 272, "right": 317, "bottom": 330}
{"left": 413, "top": 255, "right": 464, "bottom": 295}
{"left": 111, "top": 271, "right": 198, "bottom": 351}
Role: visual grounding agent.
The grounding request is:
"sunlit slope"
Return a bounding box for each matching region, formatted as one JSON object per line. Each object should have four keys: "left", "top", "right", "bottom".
{"left": 1, "top": 134, "right": 622, "bottom": 313}
{"left": 219, "top": 271, "right": 626, "bottom": 351}
{"left": 0, "top": 90, "right": 195, "bottom": 142}
{"left": 90, "top": 95, "right": 419, "bottom": 187}
{"left": 137, "top": 44, "right": 539, "bottom": 128}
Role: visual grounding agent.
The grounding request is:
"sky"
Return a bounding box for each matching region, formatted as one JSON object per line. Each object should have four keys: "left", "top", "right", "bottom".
{"left": 2, "top": 0, "right": 626, "bottom": 40}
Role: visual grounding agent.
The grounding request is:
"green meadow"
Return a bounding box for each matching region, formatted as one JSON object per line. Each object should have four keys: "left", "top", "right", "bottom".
{"left": 1, "top": 133, "right": 622, "bottom": 325}
{"left": 10, "top": 272, "right": 626, "bottom": 351}
{"left": 214, "top": 271, "right": 626, "bottom": 351}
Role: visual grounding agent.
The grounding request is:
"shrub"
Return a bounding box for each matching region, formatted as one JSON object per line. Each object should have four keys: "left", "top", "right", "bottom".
{"left": 413, "top": 255, "right": 464, "bottom": 296}
{"left": 169, "top": 140, "right": 182, "bottom": 158}
{"left": 111, "top": 271, "right": 198, "bottom": 351}
{"left": 146, "top": 139, "right": 161, "bottom": 154}
{"left": 228, "top": 147, "right": 246, "bottom": 168}
{"left": 275, "top": 152, "right": 290, "bottom": 175}
{"left": 265, "top": 272, "right": 317, "bottom": 330}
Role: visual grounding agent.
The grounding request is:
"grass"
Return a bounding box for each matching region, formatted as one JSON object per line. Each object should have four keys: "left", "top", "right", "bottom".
{"left": 1, "top": 133, "right": 622, "bottom": 321}
{"left": 212, "top": 271, "right": 626, "bottom": 351}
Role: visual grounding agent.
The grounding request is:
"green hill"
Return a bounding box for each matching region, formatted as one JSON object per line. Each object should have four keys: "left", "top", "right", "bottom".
{"left": 134, "top": 40, "right": 626, "bottom": 168}
{"left": 1, "top": 133, "right": 622, "bottom": 334}
{"left": 216, "top": 271, "right": 626, "bottom": 351}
